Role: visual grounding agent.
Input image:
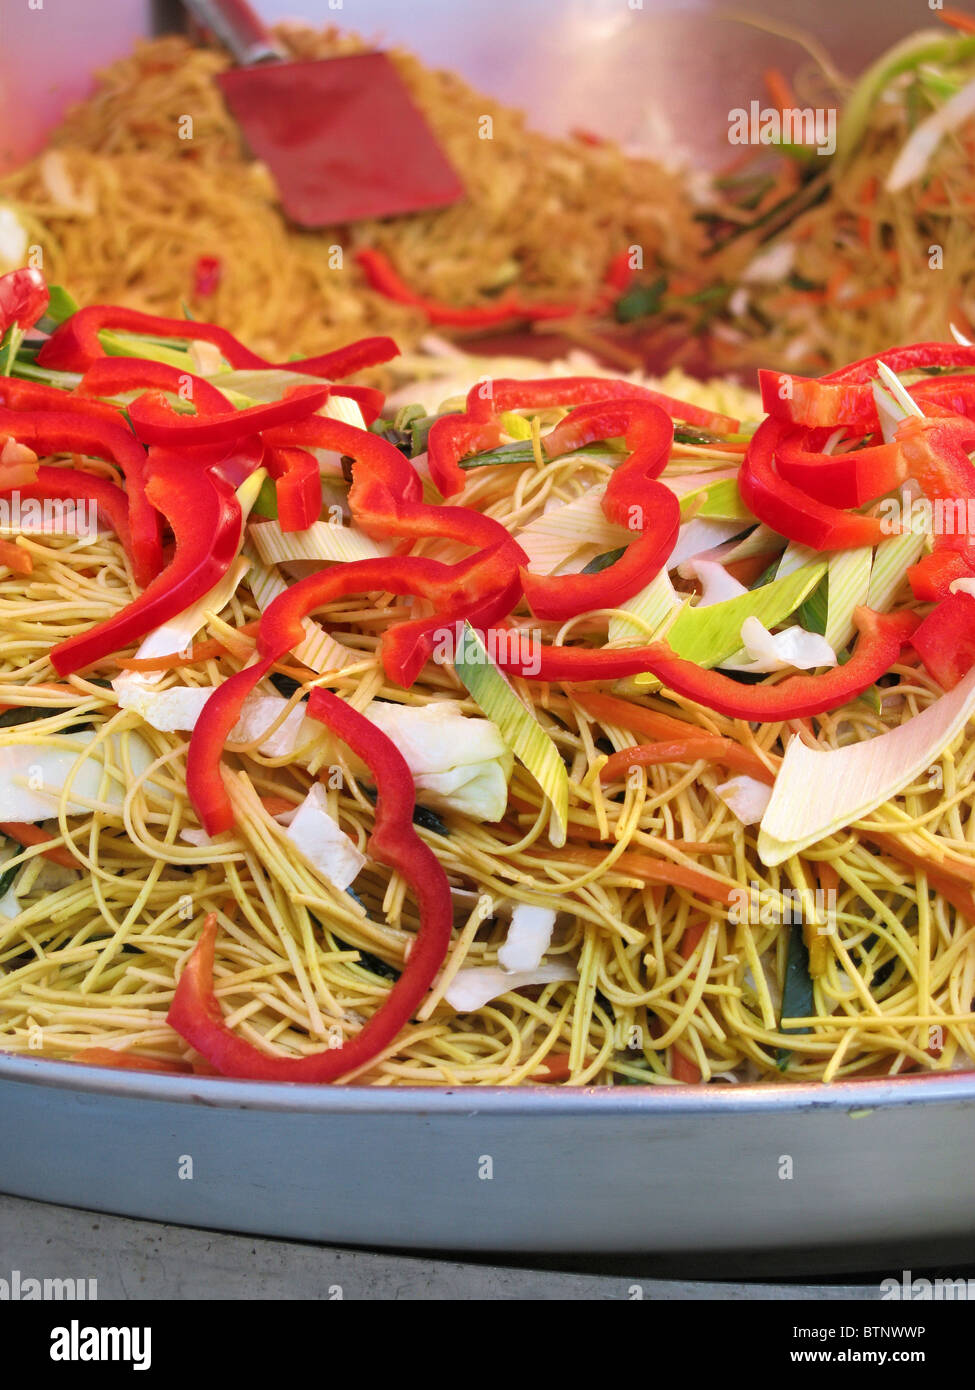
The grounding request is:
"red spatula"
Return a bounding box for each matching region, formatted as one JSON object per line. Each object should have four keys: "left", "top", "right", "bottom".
{"left": 182, "top": 0, "right": 465, "bottom": 227}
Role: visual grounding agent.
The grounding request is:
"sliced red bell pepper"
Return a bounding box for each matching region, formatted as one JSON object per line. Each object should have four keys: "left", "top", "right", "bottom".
{"left": 292, "top": 337, "right": 399, "bottom": 381}
{"left": 911, "top": 375, "right": 975, "bottom": 419}
{"left": 426, "top": 414, "right": 505, "bottom": 498}
{"left": 520, "top": 399, "right": 680, "bottom": 621}
{"left": 0, "top": 377, "right": 121, "bottom": 424}
{"left": 187, "top": 548, "right": 510, "bottom": 835}
{"left": 774, "top": 427, "right": 906, "bottom": 508}
{"left": 911, "top": 589, "right": 975, "bottom": 689}
{"left": 486, "top": 607, "right": 918, "bottom": 718}
{"left": 37, "top": 303, "right": 399, "bottom": 380}
{"left": 37, "top": 305, "right": 267, "bottom": 372}
{"left": 50, "top": 452, "right": 242, "bottom": 675}
{"left": 822, "top": 342, "right": 975, "bottom": 383}
{"left": 2, "top": 464, "right": 134, "bottom": 565}
{"left": 77, "top": 356, "right": 231, "bottom": 414}
{"left": 739, "top": 417, "right": 888, "bottom": 550}
{"left": 128, "top": 383, "right": 329, "bottom": 448}
{"left": 759, "top": 369, "right": 878, "bottom": 431}
{"left": 908, "top": 550, "right": 975, "bottom": 602}
{"left": 171, "top": 690, "right": 452, "bottom": 1081}
{"left": 466, "top": 376, "right": 740, "bottom": 434}
{"left": 265, "top": 446, "right": 322, "bottom": 532}
{"left": 0, "top": 406, "right": 160, "bottom": 586}
{"left": 380, "top": 566, "right": 523, "bottom": 688}
{"left": 0, "top": 266, "right": 48, "bottom": 339}
{"left": 430, "top": 375, "right": 739, "bottom": 501}
{"left": 893, "top": 415, "right": 975, "bottom": 600}
{"left": 264, "top": 414, "right": 422, "bottom": 508}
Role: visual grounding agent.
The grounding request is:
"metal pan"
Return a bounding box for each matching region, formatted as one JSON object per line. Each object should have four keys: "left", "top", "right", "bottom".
{"left": 2, "top": 1053, "right": 973, "bottom": 1265}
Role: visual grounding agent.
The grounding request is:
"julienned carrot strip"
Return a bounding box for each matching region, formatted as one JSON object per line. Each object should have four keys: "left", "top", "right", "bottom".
{"left": 531, "top": 1053, "right": 574, "bottom": 1083}
{"left": 671, "top": 1050, "right": 702, "bottom": 1083}
{"left": 260, "top": 795, "right": 297, "bottom": 818}
{"left": 938, "top": 6, "right": 975, "bottom": 35}
{"left": 73, "top": 1048, "right": 193, "bottom": 1074}
{"left": 858, "top": 176, "right": 877, "bottom": 247}
{"left": 600, "top": 738, "right": 775, "bottom": 787}
{"left": 114, "top": 621, "right": 260, "bottom": 672}
{"left": 0, "top": 822, "right": 77, "bottom": 869}
{"left": 0, "top": 538, "right": 31, "bottom": 575}
{"left": 536, "top": 846, "right": 734, "bottom": 904}
{"left": 862, "top": 833, "right": 975, "bottom": 922}
{"left": 572, "top": 691, "right": 707, "bottom": 742}
{"left": 863, "top": 832, "right": 975, "bottom": 886}
{"left": 763, "top": 66, "right": 796, "bottom": 118}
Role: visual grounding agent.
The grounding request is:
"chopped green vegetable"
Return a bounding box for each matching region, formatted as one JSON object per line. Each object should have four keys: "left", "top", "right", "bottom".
{"left": 776, "top": 922, "right": 815, "bottom": 1071}
{"left": 35, "top": 284, "right": 79, "bottom": 333}
{"left": 614, "top": 275, "right": 667, "bottom": 324}
{"left": 581, "top": 546, "right": 626, "bottom": 574}
{"left": 656, "top": 560, "right": 827, "bottom": 670}
{"left": 251, "top": 475, "right": 279, "bottom": 520}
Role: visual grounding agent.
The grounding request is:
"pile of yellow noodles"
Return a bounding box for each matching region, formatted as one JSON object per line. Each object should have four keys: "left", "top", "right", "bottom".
{"left": 1, "top": 383, "right": 974, "bottom": 1086}
{"left": 707, "top": 36, "right": 975, "bottom": 374}
{"left": 0, "top": 28, "right": 701, "bottom": 365}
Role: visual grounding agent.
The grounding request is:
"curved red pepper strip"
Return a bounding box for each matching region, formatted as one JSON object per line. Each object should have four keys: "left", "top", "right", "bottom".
{"left": 128, "top": 384, "right": 329, "bottom": 448}
{"left": 356, "top": 247, "right": 632, "bottom": 329}
{"left": 77, "top": 356, "right": 231, "bottom": 415}
{"left": 0, "top": 267, "right": 48, "bottom": 339}
{"left": 0, "top": 378, "right": 121, "bottom": 425}
{"left": 0, "top": 407, "right": 160, "bottom": 586}
{"left": 487, "top": 608, "right": 918, "bottom": 718}
{"left": 774, "top": 427, "right": 906, "bottom": 508}
{"left": 762, "top": 350, "right": 975, "bottom": 432}
{"left": 739, "top": 417, "right": 887, "bottom": 550}
{"left": 50, "top": 453, "right": 242, "bottom": 676}
{"left": 292, "top": 338, "right": 399, "bottom": 381}
{"left": 910, "top": 375, "right": 975, "bottom": 419}
{"left": 520, "top": 399, "right": 679, "bottom": 621}
{"left": 37, "top": 304, "right": 400, "bottom": 379}
{"left": 172, "top": 693, "right": 452, "bottom": 1081}
{"left": 430, "top": 376, "right": 739, "bottom": 500}
{"left": 426, "top": 414, "right": 505, "bottom": 498}
{"left": 187, "top": 549, "right": 509, "bottom": 835}
{"left": 37, "top": 305, "right": 266, "bottom": 372}
{"left": 380, "top": 567, "right": 523, "bottom": 688}
{"left": 0, "top": 465, "right": 134, "bottom": 565}
{"left": 822, "top": 343, "right": 975, "bottom": 384}
{"left": 265, "top": 446, "right": 322, "bottom": 532}
{"left": 466, "top": 376, "right": 740, "bottom": 434}
{"left": 263, "top": 414, "right": 423, "bottom": 509}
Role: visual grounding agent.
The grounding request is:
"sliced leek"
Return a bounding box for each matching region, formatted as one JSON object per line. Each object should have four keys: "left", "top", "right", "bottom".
{"left": 824, "top": 547, "right": 873, "bottom": 650}
{"left": 249, "top": 517, "right": 392, "bottom": 566}
{"left": 454, "top": 623, "right": 568, "bottom": 846}
{"left": 645, "top": 559, "right": 827, "bottom": 672}
{"left": 758, "top": 665, "right": 975, "bottom": 865}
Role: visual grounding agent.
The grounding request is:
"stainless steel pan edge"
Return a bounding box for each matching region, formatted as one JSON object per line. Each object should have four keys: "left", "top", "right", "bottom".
{"left": 2, "top": 1055, "right": 974, "bottom": 1259}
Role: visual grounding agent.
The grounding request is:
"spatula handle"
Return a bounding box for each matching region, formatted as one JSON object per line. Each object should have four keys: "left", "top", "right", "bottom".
{"left": 181, "top": 0, "right": 284, "bottom": 66}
